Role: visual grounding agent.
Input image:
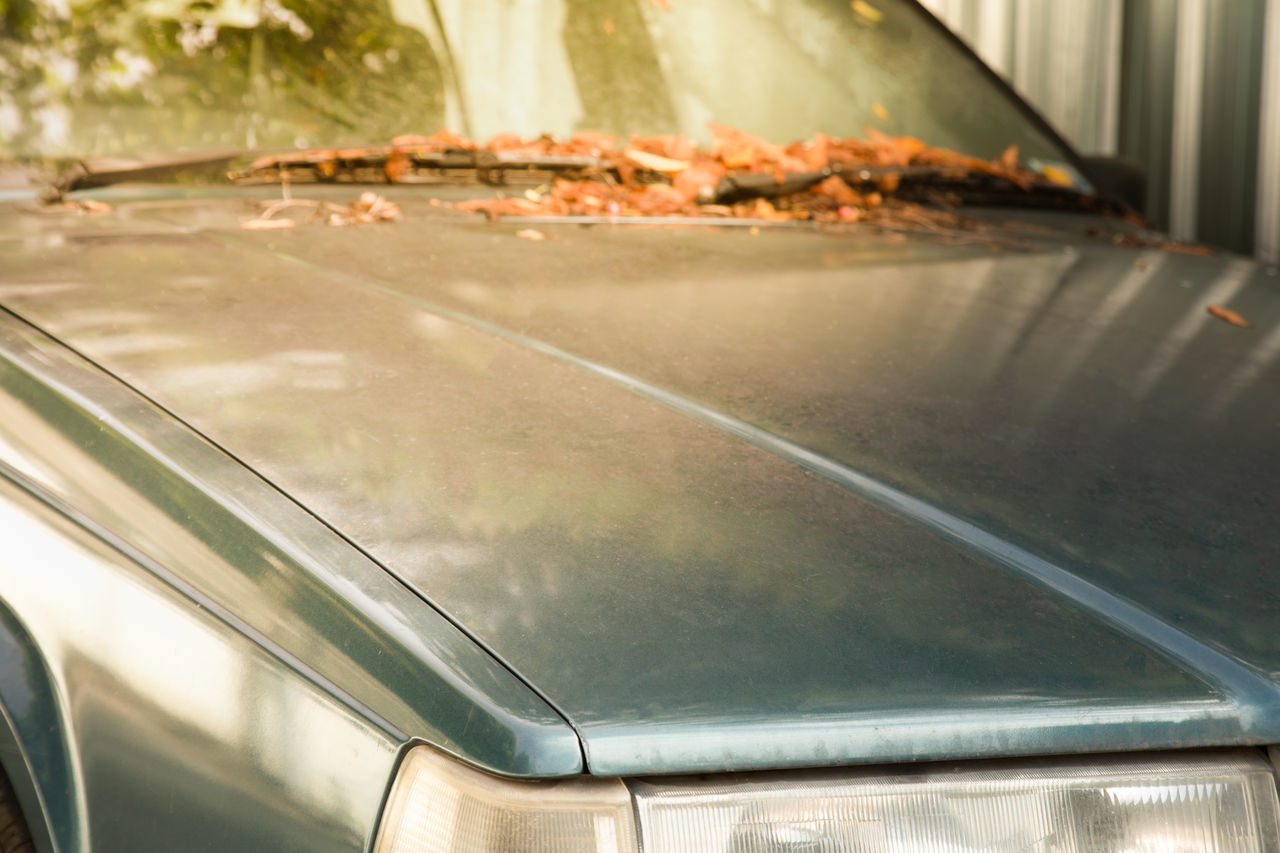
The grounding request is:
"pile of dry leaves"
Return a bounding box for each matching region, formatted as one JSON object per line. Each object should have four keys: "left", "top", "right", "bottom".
{"left": 388, "top": 124, "right": 1052, "bottom": 225}
{"left": 233, "top": 123, "right": 1160, "bottom": 248}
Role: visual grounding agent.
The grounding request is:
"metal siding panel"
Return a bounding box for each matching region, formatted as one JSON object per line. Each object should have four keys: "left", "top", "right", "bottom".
{"left": 1170, "top": 0, "right": 1207, "bottom": 241}
{"left": 1257, "top": 0, "right": 1280, "bottom": 263}
{"left": 1098, "top": 0, "right": 1126, "bottom": 155}
{"left": 1010, "top": 0, "right": 1036, "bottom": 96}
{"left": 927, "top": 0, "right": 1122, "bottom": 154}
{"left": 974, "top": 0, "right": 1014, "bottom": 76}
{"left": 873, "top": 0, "right": 1273, "bottom": 254}
{"left": 1195, "top": 0, "right": 1266, "bottom": 255}
{"left": 1119, "top": 0, "right": 1179, "bottom": 231}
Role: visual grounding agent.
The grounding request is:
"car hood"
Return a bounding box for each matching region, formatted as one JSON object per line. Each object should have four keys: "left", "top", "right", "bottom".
{"left": 3, "top": 190, "right": 1280, "bottom": 776}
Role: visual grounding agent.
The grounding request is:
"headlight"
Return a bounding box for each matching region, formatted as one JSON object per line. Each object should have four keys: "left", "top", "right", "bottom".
{"left": 374, "top": 745, "right": 637, "bottom": 853}
{"left": 377, "top": 747, "right": 1280, "bottom": 852}
{"left": 633, "top": 752, "right": 1280, "bottom": 852}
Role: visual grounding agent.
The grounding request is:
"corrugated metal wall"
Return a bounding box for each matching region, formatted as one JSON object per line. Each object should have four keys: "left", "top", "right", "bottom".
{"left": 918, "top": 0, "right": 1280, "bottom": 262}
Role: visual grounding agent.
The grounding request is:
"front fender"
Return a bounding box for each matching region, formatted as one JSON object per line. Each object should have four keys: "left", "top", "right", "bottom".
{"left": 0, "top": 469, "right": 400, "bottom": 852}
{"left": 0, "top": 601, "right": 80, "bottom": 853}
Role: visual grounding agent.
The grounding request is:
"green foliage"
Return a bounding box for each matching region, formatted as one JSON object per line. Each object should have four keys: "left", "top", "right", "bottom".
{"left": 0, "top": 0, "right": 445, "bottom": 158}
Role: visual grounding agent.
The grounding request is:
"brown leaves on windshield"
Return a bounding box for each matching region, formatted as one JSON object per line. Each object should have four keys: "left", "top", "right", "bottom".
{"left": 438, "top": 122, "right": 1045, "bottom": 227}
{"left": 236, "top": 122, "right": 1147, "bottom": 246}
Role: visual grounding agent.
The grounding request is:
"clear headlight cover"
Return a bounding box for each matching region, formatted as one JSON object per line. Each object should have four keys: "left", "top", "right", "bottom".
{"left": 630, "top": 752, "right": 1280, "bottom": 853}
{"left": 374, "top": 745, "right": 637, "bottom": 853}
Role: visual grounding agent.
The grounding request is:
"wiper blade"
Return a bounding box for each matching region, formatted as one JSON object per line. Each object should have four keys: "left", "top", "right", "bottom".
{"left": 41, "top": 150, "right": 243, "bottom": 203}
{"left": 40, "top": 144, "right": 612, "bottom": 203}
{"left": 228, "top": 146, "right": 610, "bottom": 187}
{"left": 886, "top": 170, "right": 1129, "bottom": 216}
{"left": 701, "top": 164, "right": 941, "bottom": 204}
{"left": 703, "top": 163, "right": 1129, "bottom": 217}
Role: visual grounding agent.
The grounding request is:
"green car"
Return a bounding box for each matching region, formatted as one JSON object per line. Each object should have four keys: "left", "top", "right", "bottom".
{"left": 1, "top": 1, "right": 1278, "bottom": 851}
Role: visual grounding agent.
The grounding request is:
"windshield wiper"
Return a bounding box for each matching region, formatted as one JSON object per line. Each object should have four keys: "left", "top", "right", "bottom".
{"left": 40, "top": 145, "right": 611, "bottom": 203}
{"left": 41, "top": 141, "right": 1129, "bottom": 221}
{"left": 227, "top": 146, "right": 610, "bottom": 187}
{"left": 702, "top": 163, "right": 1129, "bottom": 217}
{"left": 40, "top": 150, "right": 244, "bottom": 203}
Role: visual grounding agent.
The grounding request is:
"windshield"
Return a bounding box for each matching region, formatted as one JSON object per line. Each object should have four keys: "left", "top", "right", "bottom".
{"left": 0, "top": 0, "right": 1075, "bottom": 168}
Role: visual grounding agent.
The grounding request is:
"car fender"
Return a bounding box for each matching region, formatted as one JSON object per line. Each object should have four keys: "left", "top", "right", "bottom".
{"left": 0, "top": 465, "right": 402, "bottom": 853}
{"left": 0, "top": 600, "right": 80, "bottom": 853}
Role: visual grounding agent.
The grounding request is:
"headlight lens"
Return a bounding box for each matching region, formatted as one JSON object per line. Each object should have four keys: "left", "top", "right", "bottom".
{"left": 374, "top": 745, "right": 637, "bottom": 853}
{"left": 631, "top": 752, "right": 1280, "bottom": 852}
{"left": 376, "top": 748, "right": 1280, "bottom": 852}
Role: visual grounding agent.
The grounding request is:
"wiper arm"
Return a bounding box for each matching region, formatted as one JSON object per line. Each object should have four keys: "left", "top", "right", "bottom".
{"left": 41, "top": 150, "right": 243, "bottom": 203}
{"left": 702, "top": 163, "right": 1130, "bottom": 217}
{"left": 40, "top": 144, "right": 612, "bottom": 203}
{"left": 228, "top": 146, "right": 610, "bottom": 187}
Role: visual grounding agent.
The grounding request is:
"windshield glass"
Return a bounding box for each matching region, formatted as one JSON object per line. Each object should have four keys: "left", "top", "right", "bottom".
{"left": 0, "top": 0, "right": 1074, "bottom": 168}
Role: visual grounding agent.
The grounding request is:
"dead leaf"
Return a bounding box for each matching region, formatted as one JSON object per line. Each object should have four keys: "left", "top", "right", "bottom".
{"left": 571, "top": 130, "right": 618, "bottom": 153}
{"left": 1159, "top": 240, "right": 1213, "bottom": 256}
{"left": 816, "top": 175, "right": 860, "bottom": 205}
{"left": 456, "top": 197, "right": 544, "bottom": 215}
{"left": 1040, "top": 164, "right": 1074, "bottom": 187}
{"left": 602, "top": 18, "right": 615, "bottom": 35}
{"left": 720, "top": 146, "right": 760, "bottom": 170}
{"left": 625, "top": 148, "right": 691, "bottom": 173}
{"left": 750, "top": 199, "right": 794, "bottom": 221}
{"left": 516, "top": 228, "right": 548, "bottom": 241}
{"left": 673, "top": 164, "right": 725, "bottom": 201}
{"left": 852, "top": 1, "right": 884, "bottom": 22}
{"left": 999, "top": 145, "right": 1019, "bottom": 172}
{"left": 58, "top": 199, "right": 113, "bottom": 214}
{"left": 242, "top": 217, "right": 296, "bottom": 230}
{"left": 1207, "top": 305, "right": 1250, "bottom": 327}
{"left": 384, "top": 150, "right": 412, "bottom": 183}
{"left": 873, "top": 102, "right": 889, "bottom": 121}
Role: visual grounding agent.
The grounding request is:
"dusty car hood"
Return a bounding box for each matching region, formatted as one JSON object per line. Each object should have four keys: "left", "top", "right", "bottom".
{"left": 3, "top": 190, "right": 1280, "bottom": 775}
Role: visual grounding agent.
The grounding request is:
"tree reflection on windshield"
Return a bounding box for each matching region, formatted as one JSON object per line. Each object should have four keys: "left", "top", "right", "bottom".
{"left": 561, "top": 0, "right": 675, "bottom": 136}
{"left": 1, "top": 0, "right": 1076, "bottom": 173}
{"left": 0, "top": 0, "right": 445, "bottom": 158}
